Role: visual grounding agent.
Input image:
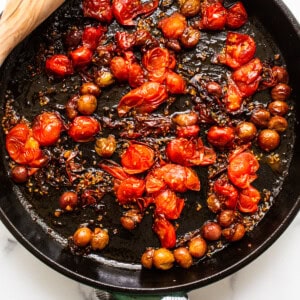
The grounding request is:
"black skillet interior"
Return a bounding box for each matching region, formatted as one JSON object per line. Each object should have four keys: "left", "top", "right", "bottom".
{"left": 0, "top": 0, "right": 299, "bottom": 295}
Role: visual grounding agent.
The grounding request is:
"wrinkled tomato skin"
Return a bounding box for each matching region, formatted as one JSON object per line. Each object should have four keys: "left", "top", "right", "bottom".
{"left": 219, "top": 32, "right": 256, "bottom": 69}
{"left": 207, "top": 126, "right": 235, "bottom": 148}
{"left": 128, "top": 62, "right": 145, "bottom": 88}
{"left": 158, "top": 12, "right": 187, "bottom": 39}
{"left": 200, "top": 3, "right": 227, "bottom": 31}
{"left": 226, "top": 2, "right": 248, "bottom": 29}
{"left": 154, "top": 189, "right": 185, "bottom": 220}
{"left": 115, "top": 31, "right": 136, "bottom": 51}
{"left": 32, "top": 112, "right": 63, "bottom": 146}
{"left": 6, "top": 123, "right": 46, "bottom": 167}
{"left": 228, "top": 151, "right": 259, "bottom": 189}
{"left": 121, "top": 143, "right": 155, "bottom": 174}
{"left": 238, "top": 185, "right": 261, "bottom": 213}
{"left": 82, "top": 26, "right": 105, "bottom": 50}
{"left": 153, "top": 217, "right": 176, "bottom": 249}
{"left": 117, "top": 82, "right": 168, "bottom": 116}
{"left": 82, "top": 0, "right": 113, "bottom": 23}
{"left": 165, "top": 71, "right": 186, "bottom": 94}
{"left": 45, "top": 54, "right": 73, "bottom": 77}
{"left": 70, "top": 46, "right": 93, "bottom": 68}
{"left": 232, "top": 58, "right": 263, "bottom": 97}
{"left": 68, "top": 116, "right": 100, "bottom": 142}
{"left": 110, "top": 56, "right": 129, "bottom": 82}
{"left": 213, "top": 177, "right": 239, "bottom": 209}
{"left": 224, "top": 79, "right": 243, "bottom": 112}
{"left": 115, "top": 177, "right": 145, "bottom": 205}
{"left": 176, "top": 125, "right": 200, "bottom": 138}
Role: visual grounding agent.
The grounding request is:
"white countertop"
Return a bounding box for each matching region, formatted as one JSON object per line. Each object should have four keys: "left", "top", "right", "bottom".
{"left": 0, "top": 1, "right": 299, "bottom": 299}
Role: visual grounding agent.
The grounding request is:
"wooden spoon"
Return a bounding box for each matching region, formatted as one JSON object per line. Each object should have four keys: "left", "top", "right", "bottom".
{"left": 0, "top": 0, "right": 65, "bottom": 66}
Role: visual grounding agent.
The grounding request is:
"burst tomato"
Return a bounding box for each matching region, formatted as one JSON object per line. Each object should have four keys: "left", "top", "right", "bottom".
{"left": 82, "top": 26, "right": 105, "bottom": 50}
{"left": 45, "top": 54, "right": 73, "bottom": 77}
{"left": 115, "top": 31, "right": 136, "bottom": 51}
{"left": 165, "top": 71, "right": 186, "bottom": 94}
{"left": 176, "top": 125, "right": 200, "bottom": 138}
{"left": 199, "top": 2, "right": 227, "bottom": 31}
{"left": 117, "top": 81, "right": 168, "bottom": 116}
{"left": 238, "top": 185, "right": 261, "bottom": 213}
{"left": 226, "top": 2, "right": 248, "bottom": 29}
{"left": 6, "top": 123, "right": 47, "bottom": 167}
{"left": 224, "top": 78, "right": 243, "bottom": 112}
{"left": 154, "top": 189, "right": 185, "bottom": 220}
{"left": 112, "top": 0, "right": 159, "bottom": 26}
{"left": 32, "top": 112, "right": 63, "bottom": 146}
{"left": 218, "top": 32, "right": 256, "bottom": 69}
{"left": 228, "top": 151, "right": 259, "bottom": 189}
{"left": 158, "top": 12, "right": 187, "bottom": 39}
{"left": 153, "top": 217, "right": 176, "bottom": 248}
{"left": 207, "top": 126, "right": 235, "bottom": 148}
{"left": 232, "top": 58, "right": 263, "bottom": 97}
{"left": 82, "top": 0, "right": 113, "bottom": 23}
{"left": 68, "top": 116, "right": 100, "bottom": 142}
{"left": 121, "top": 142, "right": 155, "bottom": 174}
{"left": 69, "top": 46, "right": 93, "bottom": 68}
{"left": 110, "top": 56, "right": 130, "bottom": 82}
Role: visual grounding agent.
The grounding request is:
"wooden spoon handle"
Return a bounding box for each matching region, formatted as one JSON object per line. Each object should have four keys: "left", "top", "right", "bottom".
{"left": 0, "top": 0, "right": 65, "bottom": 66}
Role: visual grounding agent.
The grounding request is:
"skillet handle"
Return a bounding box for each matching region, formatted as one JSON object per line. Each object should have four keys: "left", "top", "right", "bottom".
{"left": 0, "top": 0, "right": 65, "bottom": 66}
{"left": 95, "top": 290, "right": 189, "bottom": 299}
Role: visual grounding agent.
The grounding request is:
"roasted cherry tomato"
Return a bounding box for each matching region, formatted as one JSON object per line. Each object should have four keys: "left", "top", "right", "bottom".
{"left": 176, "top": 125, "right": 200, "bottom": 138}
{"left": 68, "top": 116, "right": 100, "bottom": 142}
{"left": 238, "top": 185, "right": 261, "bottom": 213}
{"left": 199, "top": 2, "right": 227, "bottom": 31}
{"left": 165, "top": 71, "right": 186, "bottom": 94}
{"left": 158, "top": 12, "right": 187, "bottom": 39}
{"left": 117, "top": 81, "right": 168, "bottom": 116}
{"left": 121, "top": 142, "right": 155, "bottom": 174}
{"left": 6, "top": 123, "right": 47, "bottom": 167}
{"left": 32, "top": 112, "right": 63, "bottom": 146}
{"left": 112, "top": 0, "right": 159, "bottom": 26}
{"left": 218, "top": 32, "right": 256, "bottom": 69}
{"left": 153, "top": 217, "right": 176, "bottom": 248}
{"left": 115, "top": 31, "right": 136, "bottom": 51}
{"left": 166, "top": 137, "right": 216, "bottom": 167}
{"left": 224, "top": 78, "right": 243, "bottom": 112}
{"left": 154, "top": 189, "right": 185, "bottom": 220}
{"left": 213, "top": 176, "right": 239, "bottom": 209}
{"left": 226, "top": 2, "right": 248, "bottom": 29}
{"left": 110, "top": 56, "right": 129, "bottom": 82}
{"left": 228, "top": 151, "right": 259, "bottom": 189}
{"left": 82, "top": 0, "right": 113, "bottom": 23}
{"left": 70, "top": 46, "right": 93, "bottom": 68}
{"left": 82, "top": 26, "right": 105, "bottom": 50}
{"left": 207, "top": 126, "right": 235, "bottom": 148}
{"left": 45, "top": 54, "right": 73, "bottom": 77}
{"left": 146, "top": 163, "right": 200, "bottom": 194}
{"left": 232, "top": 58, "right": 263, "bottom": 97}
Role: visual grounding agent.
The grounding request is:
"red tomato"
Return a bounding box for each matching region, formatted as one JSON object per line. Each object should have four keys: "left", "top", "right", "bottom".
{"left": 207, "top": 126, "right": 235, "bottom": 148}
{"left": 128, "top": 62, "right": 145, "bottom": 88}
{"left": 232, "top": 58, "right": 263, "bottom": 97}
{"left": 218, "top": 32, "right": 256, "bottom": 69}
{"left": 6, "top": 123, "right": 47, "bottom": 167}
{"left": 165, "top": 71, "right": 186, "bottom": 94}
{"left": 70, "top": 46, "right": 93, "bottom": 68}
{"left": 228, "top": 151, "right": 259, "bottom": 189}
{"left": 121, "top": 142, "right": 155, "bottom": 174}
{"left": 213, "top": 177, "right": 239, "bottom": 209}
{"left": 32, "top": 112, "right": 63, "bottom": 146}
{"left": 117, "top": 81, "right": 168, "bottom": 116}
{"left": 146, "top": 163, "right": 201, "bottom": 194}
{"left": 226, "top": 2, "right": 248, "bottom": 29}
{"left": 238, "top": 185, "right": 261, "bottom": 213}
{"left": 45, "top": 54, "right": 73, "bottom": 77}
{"left": 176, "top": 125, "right": 200, "bottom": 138}
{"left": 82, "top": 26, "right": 105, "bottom": 50}
{"left": 112, "top": 0, "right": 159, "bottom": 26}
{"left": 223, "top": 78, "right": 243, "bottom": 112}
{"left": 154, "top": 189, "right": 185, "bottom": 220}
{"left": 68, "top": 116, "right": 100, "bottom": 142}
{"left": 110, "top": 56, "right": 129, "bottom": 82}
{"left": 158, "top": 12, "right": 187, "bottom": 39}
{"left": 82, "top": 0, "right": 113, "bottom": 23}
{"left": 153, "top": 217, "right": 176, "bottom": 248}
{"left": 115, "top": 31, "right": 136, "bottom": 51}
{"left": 115, "top": 176, "right": 146, "bottom": 205}
{"left": 199, "top": 2, "right": 227, "bottom": 31}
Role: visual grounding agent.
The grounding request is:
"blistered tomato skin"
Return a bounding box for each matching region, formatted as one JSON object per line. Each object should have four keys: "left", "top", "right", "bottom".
{"left": 158, "top": 12, "right": 187, "bottom": 39}
{"left": 45, "top": 54, "right": 73, "bottom": 77}
{"left": 226, "top": 2, "right": 248, "bottom": 29}
{"left": 82, "top": 0, "right": 113, "bottom": 23}
{"left": 68, "top": 116, "right": 100, "bottom": 142}
{"left": 207, "top": 126, "right": 235, "bottom": 148}
{"left": 199, "top": 2, "right": 227, "bottom": 31}
{"left": 32, "top": 112, "right": 63, "bottom": 147}
{"left": 70, "top": 46, "right": 93, "bottom": 68}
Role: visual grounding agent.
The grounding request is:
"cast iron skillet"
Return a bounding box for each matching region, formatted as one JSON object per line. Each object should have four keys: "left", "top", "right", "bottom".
{"left": 0, "top": 0, "right": 299, "bottom": 297}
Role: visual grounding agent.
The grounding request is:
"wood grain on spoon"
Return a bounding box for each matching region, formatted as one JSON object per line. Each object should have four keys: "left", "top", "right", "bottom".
{"left": 0, "top": 0, "right": 65, "bottom": 66}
